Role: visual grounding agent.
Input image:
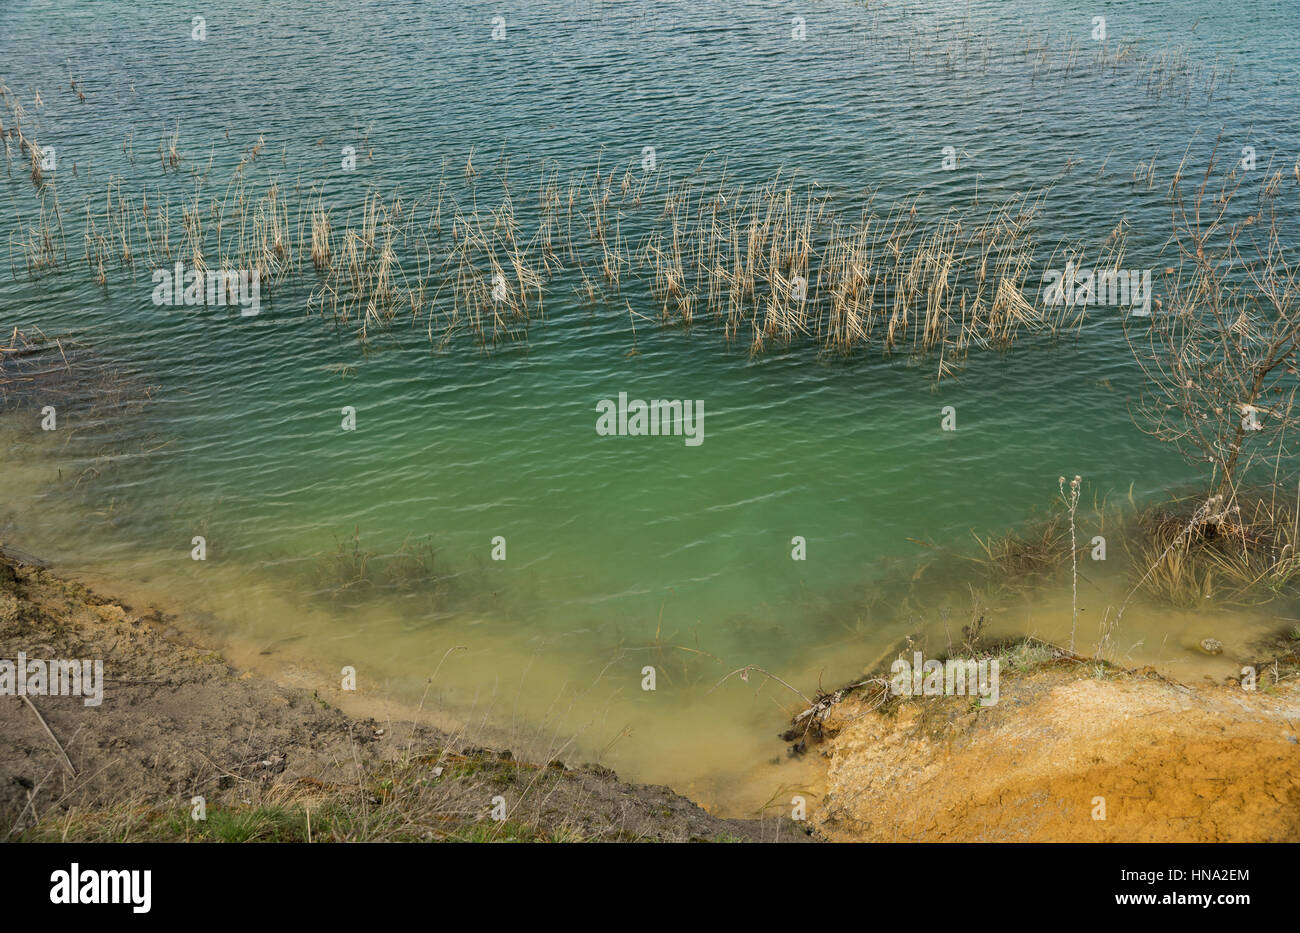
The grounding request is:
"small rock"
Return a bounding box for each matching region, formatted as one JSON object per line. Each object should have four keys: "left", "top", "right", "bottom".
{"left": 0, "top": 592, "right": 19, "bottom": 625}
{"left": 94, "top": 604, "right": 127, "bottom": 623}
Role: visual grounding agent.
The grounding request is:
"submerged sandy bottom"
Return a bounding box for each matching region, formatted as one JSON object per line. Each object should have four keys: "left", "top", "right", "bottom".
{"left": 0, "top": 415, "right": 1289, "bottom": 818}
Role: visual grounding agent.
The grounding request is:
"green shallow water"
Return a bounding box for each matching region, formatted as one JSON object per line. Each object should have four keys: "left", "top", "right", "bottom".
{"left": 2, "top": 0, "right": 1299, "bottom": 810}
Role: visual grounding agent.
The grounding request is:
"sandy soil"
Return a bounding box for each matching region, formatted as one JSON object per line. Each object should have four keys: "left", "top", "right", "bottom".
{"left": 811, "top": 656, "right": 1300, "bottom": 842}
{"left": 9, "top": 538, "right": 1299, "bottom": 844}
{"left": 0, "top": 548, "right": 811, "bottom": 842}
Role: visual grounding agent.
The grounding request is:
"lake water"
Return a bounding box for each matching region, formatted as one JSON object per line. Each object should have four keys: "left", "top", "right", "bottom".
{"left": 2, "top": 0, "right": 1298, "bottom": 812}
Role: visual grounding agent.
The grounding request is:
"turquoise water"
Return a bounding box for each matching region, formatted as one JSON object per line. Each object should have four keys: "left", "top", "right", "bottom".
{"left": 2, "top": 0, "right": 1299, "bottom": 810}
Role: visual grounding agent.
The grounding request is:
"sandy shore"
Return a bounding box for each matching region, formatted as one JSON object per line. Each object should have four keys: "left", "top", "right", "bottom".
{"left": 806, "top": 642, "right": 1300, "bottom": 841}
{"left": 5, "top": 543, "right": 1299, "bottom": 842}
{"left": 0, "top": 547, "right": 811, "bottom": 842}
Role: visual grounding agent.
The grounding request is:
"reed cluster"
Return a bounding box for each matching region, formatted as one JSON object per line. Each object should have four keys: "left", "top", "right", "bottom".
{"left": 827, "top": 11, "right": 1238, "bottom": 102}
{"left": 2, "top": 79, "right": 1136, "bottom": 375}
{"left": 1124, "top": 492, "right": 1300, "bottom": 608}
